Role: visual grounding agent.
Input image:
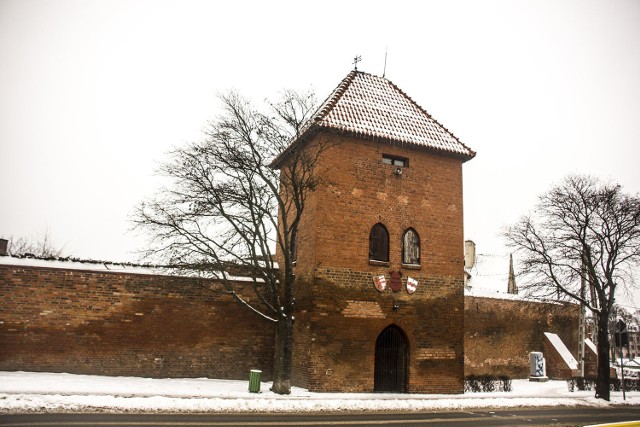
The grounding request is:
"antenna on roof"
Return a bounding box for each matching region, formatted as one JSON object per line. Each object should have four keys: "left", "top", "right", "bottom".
{"left": 383, "top": 47, "right": 388, "bottom": 78}
{"left": 353, "top": 55, "right": 362, "bottom": 71}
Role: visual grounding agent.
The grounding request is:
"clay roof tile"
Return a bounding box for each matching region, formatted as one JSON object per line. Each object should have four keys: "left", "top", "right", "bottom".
{"left": 272, "top": 70, "right": 475, "bottom": 167}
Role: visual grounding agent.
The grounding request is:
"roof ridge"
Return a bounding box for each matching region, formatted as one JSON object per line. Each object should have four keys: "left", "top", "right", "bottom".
{"left": 271, "top": 70, "right": 359, "bottom": 167}
{"left": 372, "top": 73, "right": 476, "bottom": 159}
{"left": 316, "top": 70, "right": 358, "bottom": 120}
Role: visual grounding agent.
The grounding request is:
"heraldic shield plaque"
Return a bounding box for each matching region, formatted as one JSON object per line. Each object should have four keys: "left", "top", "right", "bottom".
{"left": 389, "top": 270, "right": 402, "bottom": 292}
{"left": 373, "top": 275, "right": 387, "bottom": 292}
{"left": 406, "top": 277, "right": 418, "bottom": 294}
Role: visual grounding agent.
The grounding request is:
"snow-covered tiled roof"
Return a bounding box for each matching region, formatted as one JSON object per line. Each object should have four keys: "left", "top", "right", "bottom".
{"left": 273, "top": 70, "right": 475, "bottom": 166}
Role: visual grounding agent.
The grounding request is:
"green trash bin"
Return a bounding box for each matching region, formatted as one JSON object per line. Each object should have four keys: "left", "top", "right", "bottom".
{"left": 248, "top": 369, "right": 262, "bottom": 393}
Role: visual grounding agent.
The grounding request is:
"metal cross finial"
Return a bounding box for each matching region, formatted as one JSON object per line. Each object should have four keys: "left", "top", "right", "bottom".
{"left": 353, "top": 55, "right": 362, "bottom": 70}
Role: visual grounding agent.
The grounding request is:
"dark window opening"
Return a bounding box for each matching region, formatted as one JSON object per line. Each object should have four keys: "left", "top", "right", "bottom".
{"left": 402, "top": 228, "right": 420, "bottom": 265}
{"left": 382, "top": 154, "right": 408, "bottom": 168}
{"left": 369, "top": 223, "right": 389, "bottom": 262}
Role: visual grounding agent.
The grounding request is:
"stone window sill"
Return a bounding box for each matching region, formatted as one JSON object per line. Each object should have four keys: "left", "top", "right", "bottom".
{"left": 369, "top": 260, "right": 390, "bottom": 267}
{"left": 402, "top": 263, "right": 421, "bottom": 270}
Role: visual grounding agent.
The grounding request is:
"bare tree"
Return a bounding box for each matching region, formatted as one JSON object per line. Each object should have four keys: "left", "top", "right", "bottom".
{"left": 7, "top": 230, "right": 66, "bottom": 258}
{"left": 134, "top": 90, "right": 329, "bottom": 394}
{"left": 504, "top": 175, "right": 640, "bottom": 400}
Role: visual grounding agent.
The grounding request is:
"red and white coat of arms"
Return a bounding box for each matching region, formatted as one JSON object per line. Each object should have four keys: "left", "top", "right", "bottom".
{"left": 406, "top": 277, "right": 418, "bottom": 294}
{"left": 372, "top": 275, "right": 387, "bottom": 292}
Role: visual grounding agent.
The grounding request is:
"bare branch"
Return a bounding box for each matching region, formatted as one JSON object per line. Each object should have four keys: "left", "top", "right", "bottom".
{"left": 503, "top": 174, "right": 640, "bottom": 400}
{"left": 6, "top": 230, "right": 67, "bottom": 258}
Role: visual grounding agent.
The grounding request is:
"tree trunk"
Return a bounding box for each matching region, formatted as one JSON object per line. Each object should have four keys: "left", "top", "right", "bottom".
{"left": 595, "top": 311, "right": 611, "bottom": 401}
{"left": 271, "top": 315, "right": 294, "bottom": 394}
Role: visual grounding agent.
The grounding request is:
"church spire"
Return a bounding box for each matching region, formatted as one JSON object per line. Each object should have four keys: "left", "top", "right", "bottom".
{"left": 508, "top": 253, "right": 518, "bottom": 294}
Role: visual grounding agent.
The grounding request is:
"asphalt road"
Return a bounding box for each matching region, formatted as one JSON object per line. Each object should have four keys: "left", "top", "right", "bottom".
{"left": 2, "top": 407, "right": 640, "bottom": 427}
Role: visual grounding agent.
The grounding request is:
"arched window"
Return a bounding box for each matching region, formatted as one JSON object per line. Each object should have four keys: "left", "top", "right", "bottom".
{"left": 369, "top": 223, "right": 389, "bottom": 262}
{"left": 402, "top": 228, "right": 420, "bottom": 265}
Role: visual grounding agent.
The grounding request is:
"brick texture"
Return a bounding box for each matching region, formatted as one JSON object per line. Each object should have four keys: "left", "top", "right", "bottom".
{"left": 0, "top": 262, "right": 579, "bottom": 386}
{"left": 290, "top": 268, "right": 464, "bottom": 393}
{"left": 284, "top": 132, "right": 467, "bottom": 393}
{"left": 464, "top": 295, "right": 579, "bottom": 378}
{"left": 293, "top": 133, "right": 465, "bottom": 277}
{"left": 0, "top": 264, "right": 274, "bottom": 380}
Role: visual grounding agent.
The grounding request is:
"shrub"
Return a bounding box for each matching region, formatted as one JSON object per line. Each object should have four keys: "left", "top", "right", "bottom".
{"left": 567, "top": 377, "right": 596, "bottom": 391}
{"left": 464, "top": 375, "right": 512, "bottom": 393}
{"left": 464, "top": 375, "right": 481, "bottom": 393}
{"left": 498, "top": 375, "right": 513, "bottom": 392}
{"left": 567, "top": 377, "right": 640, "bottom": 392}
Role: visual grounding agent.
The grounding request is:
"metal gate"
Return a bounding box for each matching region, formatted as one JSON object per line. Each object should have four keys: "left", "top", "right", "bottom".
{"left": 374, "top": 325, "right": 408, "bottom": 392}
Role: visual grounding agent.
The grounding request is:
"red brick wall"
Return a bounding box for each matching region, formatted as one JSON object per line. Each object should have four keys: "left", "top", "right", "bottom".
{"left": 0, "top": 262, "right": 579, "bottom": 387}
{"left": 292, "top": 269, "right": 464, "bottom": 393}
{"left": 465, "top": 295, "right": 579, "bottom": 378}
{"left": 293, "top": 133, "right": 465, "bottom": 276}
{"left": 0, "top": 264, "right": 275, "bottom": 380}
{"left": 288, "top": 132, "right": 467, "bottom": 393}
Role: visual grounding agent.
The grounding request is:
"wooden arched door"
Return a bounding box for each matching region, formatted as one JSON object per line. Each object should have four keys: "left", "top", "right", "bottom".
{"left": 374, "top": 325, "right": 408, "bottom": 392}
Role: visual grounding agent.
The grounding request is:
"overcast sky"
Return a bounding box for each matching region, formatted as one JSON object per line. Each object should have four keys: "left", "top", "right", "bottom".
{"left": 1, "top": 0, "right": 639, "bottom": 302}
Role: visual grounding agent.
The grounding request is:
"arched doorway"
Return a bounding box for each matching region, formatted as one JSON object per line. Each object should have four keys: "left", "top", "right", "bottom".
{"left": 374, "top": 325, "right": 408, "bottom": 392}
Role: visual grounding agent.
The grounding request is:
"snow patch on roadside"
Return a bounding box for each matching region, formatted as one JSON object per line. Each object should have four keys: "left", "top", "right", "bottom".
{"left": 0, "top": 371, "right": 637, "bottom": 414}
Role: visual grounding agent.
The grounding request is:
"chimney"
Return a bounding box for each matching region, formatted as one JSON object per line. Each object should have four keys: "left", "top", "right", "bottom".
{"left": 0, "top": 238, "right": 8, "bottom": 256}
{"left": 464, "top": 240, "right": 476, "bottom": 269}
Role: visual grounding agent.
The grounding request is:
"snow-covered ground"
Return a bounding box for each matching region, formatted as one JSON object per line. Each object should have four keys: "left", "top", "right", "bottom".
{"left": 1, "top": 371, "right": 638, "bottom": 414}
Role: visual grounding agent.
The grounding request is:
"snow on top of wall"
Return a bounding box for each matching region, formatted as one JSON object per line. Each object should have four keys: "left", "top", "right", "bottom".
{"left": 545, "top": 332, "right": 579, "bottom": 369}
{"left": 464, "top": 285, "right": 562, "bottom": 305}
{"left": 464, "top": 251, "right": 567, "bottom": 305}
{"left": 0, "top": 255, "right": 259, "bottom": 283}
{"left": 585, "top": 338, "right": 597, "bottom": 354}
{"left": 0, "top": 255, "right": 164, "bottom": 275}
{"left": 465, "top": 253, "right": 510, "bottom": 292}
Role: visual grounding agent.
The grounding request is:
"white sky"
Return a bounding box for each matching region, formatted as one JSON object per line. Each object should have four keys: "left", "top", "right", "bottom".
{"left": 1, "top": 0, "right": 639, "bottom": 300}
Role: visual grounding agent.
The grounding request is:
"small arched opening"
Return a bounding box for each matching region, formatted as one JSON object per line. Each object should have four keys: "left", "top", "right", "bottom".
{"left": 369, "top": 223, "right": 390, "bottom": 262}
{"left": 402, "top": 228, "right": 420, "bottom": 265}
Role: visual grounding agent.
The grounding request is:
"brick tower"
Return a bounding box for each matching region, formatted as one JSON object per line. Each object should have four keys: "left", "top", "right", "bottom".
{"left": 274, "top": 70, "right": 475, "bottom": 393}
